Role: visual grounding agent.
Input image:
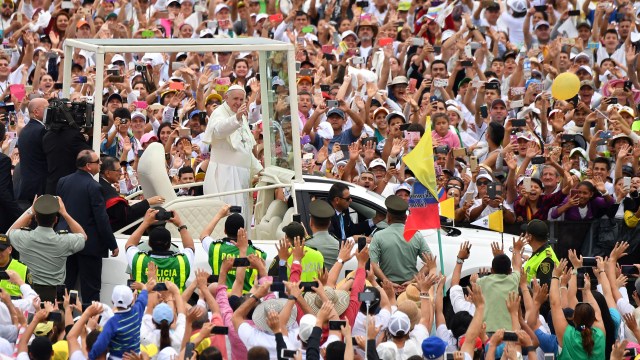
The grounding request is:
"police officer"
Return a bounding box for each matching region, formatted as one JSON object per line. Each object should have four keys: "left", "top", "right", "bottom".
{"left": 0, "top": 234, "right": 31, "bottom": 298}
{"left": 369, "top": 195, "right": 431, "bottom": 290}
{"left": 8, "top": 195, "right": 86, "bottom": 301}
{"left": 280, "top": 222, "right": 324, "bottom": 281}
{"left": 125, "top": 208, "right": 194, "bottom": 292}
{"left": 305, "top": 200, "right": 340, "bottom": 270}
{"left": 523, "top": 219, "right": 558, "bottom": 286}
{"left": 200, "top": 205, "right": 266, "bottom": 293}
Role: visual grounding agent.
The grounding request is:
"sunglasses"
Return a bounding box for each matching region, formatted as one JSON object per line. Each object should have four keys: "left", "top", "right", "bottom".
{"left": 2, "top": 3, "right": 13, "bottom": 8}
{"left": 477, "top": 181, "right": 490, "bottom": 185}
{"left": 341, "top": 196, "right": 352, "bottom": 201}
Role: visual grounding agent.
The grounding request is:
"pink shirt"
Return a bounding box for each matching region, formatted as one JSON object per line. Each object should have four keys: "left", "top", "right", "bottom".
{"left": 432, "top": 129, "right": 460, "bottom": 149}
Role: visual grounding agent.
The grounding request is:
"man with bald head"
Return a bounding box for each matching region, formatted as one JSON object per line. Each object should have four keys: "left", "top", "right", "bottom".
{"left": 17, "top": 97, "right": 49, "bottom": 201}
{"left": 202, "top": 85, "right": 262, "bottom": 227}
{"left": 56, "top": 149, "right": 118, "bottom": 305}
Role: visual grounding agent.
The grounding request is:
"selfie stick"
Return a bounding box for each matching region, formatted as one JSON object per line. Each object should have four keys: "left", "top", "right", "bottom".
{"left": 364, "top": 305, "right": 371, "bottom": 360}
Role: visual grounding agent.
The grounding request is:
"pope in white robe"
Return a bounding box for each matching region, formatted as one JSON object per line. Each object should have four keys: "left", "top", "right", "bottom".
{"left": 202, "top": 85, "right": 262, "bottom": 227}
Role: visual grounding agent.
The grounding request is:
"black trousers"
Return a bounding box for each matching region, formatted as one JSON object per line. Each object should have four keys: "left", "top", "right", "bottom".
{"left": 65, "top": 253, "right": 102, "bottom": 306}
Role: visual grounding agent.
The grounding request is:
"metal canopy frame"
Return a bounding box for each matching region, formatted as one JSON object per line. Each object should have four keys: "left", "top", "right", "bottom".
{"left": 62, "top": 38, "right": 302, "bottom": 182}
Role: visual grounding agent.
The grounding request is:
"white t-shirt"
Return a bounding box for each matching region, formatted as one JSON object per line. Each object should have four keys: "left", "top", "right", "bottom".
{"left": 237, "top": 322, "right": 299, "bottom": 360}
{"left": 140, "top": 313, "right": 187, "bottom": 351}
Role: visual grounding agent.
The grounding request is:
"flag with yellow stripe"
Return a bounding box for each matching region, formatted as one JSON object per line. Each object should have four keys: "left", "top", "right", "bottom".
{"left": 439, "top": 197, "right": 455, "bottom": 220}
{"left": 471, "top": 209, "right": 504, "bottom": 233}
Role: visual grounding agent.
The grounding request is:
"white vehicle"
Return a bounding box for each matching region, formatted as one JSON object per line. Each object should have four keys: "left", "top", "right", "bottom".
{"left": 59, "top": 38, "right": 507, "bottom": 303}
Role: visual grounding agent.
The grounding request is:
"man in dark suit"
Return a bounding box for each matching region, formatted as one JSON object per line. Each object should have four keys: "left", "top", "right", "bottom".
{"left": 327, "top": 183, "right": 383, "bottom": 239}
{"left": 98, "top": 156, "right": 164, "bottom": 231}
{"left": 57, "top": 149, "right": 119, "bottom": 304}
{"left": 0, "top": 122, "right": 21, "bottom": 232}
{"left": 17, "top": 98, "right": 48, "bottom": 201}
{"left": 43, "top": 123, "right": 91, "bottom": 195}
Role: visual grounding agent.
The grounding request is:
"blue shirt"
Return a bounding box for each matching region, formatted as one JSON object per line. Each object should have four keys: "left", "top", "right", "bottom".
{"left": 89, "top": 290, "right": 149, "bottom": 360}
{"left": 312, "top": 128, "right": 361, "bottom": 153}
{"left": 535, "top": 328, "right": 559, "bottom": 355}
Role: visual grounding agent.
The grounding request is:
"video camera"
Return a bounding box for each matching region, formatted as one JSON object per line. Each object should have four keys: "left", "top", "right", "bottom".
{"left": 44, "top": 98, "right": 101, "bottom": 130}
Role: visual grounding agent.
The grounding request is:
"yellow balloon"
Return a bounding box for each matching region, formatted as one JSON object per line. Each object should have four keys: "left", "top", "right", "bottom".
{"left": 551, "top": 72, "right": 581, "bottom": 100}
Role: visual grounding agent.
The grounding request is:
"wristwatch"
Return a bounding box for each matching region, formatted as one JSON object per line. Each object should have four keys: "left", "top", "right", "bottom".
{"left": 337, "top": 258, "right": 344, "bottom": 264}
{"left": 456, "top": 257, "right": 464, "bottom": 264}
{"left": 250, "top": 293, "right": 261, "bottom": 303}
{"left": 287, "top": 295, "right": 297, "bottom": 301}
{"left": 177, "top": 225, "right": 188, "bottom": 232}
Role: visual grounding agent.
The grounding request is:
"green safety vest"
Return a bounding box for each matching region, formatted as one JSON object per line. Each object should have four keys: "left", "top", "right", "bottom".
{"left": 287, "top": 246, "right": 325, "bottom": 282}
{"left": 524, "top": 245, "right": 559, "bottom": 282}
{"left": 208, "top": 241, "right": 266, "bottom": 293}
{"left": 131, "top": 252, "right": 190, "bottom": 292}
{"left": 0, "top": 259, "right": 27, "bottom": 297}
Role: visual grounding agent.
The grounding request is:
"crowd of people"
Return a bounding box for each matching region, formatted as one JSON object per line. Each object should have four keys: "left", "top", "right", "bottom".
{"left": 0, "top": 0, "right": 639, "bottom": 358}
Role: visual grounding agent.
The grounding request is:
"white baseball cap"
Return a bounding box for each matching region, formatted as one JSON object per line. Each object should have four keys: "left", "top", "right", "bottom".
{"left": 111, "top": 285, "right": 134, "bottom": 309}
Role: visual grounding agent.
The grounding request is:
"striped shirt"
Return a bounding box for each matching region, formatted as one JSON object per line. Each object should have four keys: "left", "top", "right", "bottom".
{"left": 88, "top": 290, "right": 149, "bottom": 360}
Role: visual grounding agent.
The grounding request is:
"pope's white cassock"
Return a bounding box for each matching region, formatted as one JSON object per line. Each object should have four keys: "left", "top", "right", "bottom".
{"left": 202, "top": 95, "right": 262, "bottom": 228}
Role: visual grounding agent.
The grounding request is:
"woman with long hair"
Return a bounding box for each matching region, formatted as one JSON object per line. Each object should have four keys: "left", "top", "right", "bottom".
{"left": 550, "top": 259, "right": 606, "bottom": 359}
{"left": 141, "top": 281, "right": 187, "bottom": 351}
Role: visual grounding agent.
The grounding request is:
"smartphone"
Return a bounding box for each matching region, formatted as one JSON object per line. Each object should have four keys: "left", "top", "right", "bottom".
{"left": 562, "top": 134, "right": 575, "bottom": 142}
{"left": 268, "top": 13, "right": 283, "bottom": 22}
{"left": 411, "top": 37, "right": 425, "bottom": 47}
{"left": 485, "top": 82, "right": 499, "bottom": 90}
{"left": 326, "top": 100, "right": 339, "bottom": 108}
{"left": 0, "top": 271, "right": 8, "bottom": 280}
{"left": 621, "top": 265, "right": 639, "bottom": 276}
{"left": 300, "top": 281, "right": 319, "bottom": 291}
{"left": 599, "top": 131, "right": 612, "bottom": 139}
{"left": 207, "top": 274, "right": 218, "bottom": 284}
{"left": 582, "top": 257, "right": 597, "bottom": 267}
{"left": 74, "top": 76, "right": 87, "bottom": 84}
{"left": 433, "top": 46, "right": 442, "bottom": 54}
{"left": 624, "top": 80, "right": 633, "bottom": 92}
{"left": 184, "top": 342, "right": 195, "bottom": 360}
{"left": 543, "top": 354, "right": 555, "bottom": 360}
{"left": 211, "top": 326, "right": 229, "bottom": 335}
{"left": 577, "top": 273, "right": 585, "bottom": 289}
{"left": 568, "top": 10, "right": 581, "bottom": 16}
{"left": 233, "top": 257, "right": 250, "bottom": 267}
{"left": 488, "top": 183, "right": 498, "bottom": 199}
{"left": 570, "top": 188, "right": 580, "bottom": 199}
{"left": 270, "top": 282, "right": 285, "bottom": 292}
{"left": 127, "top": 279, "right": 135, "bottom": 287}
{"left": 155, "top": 209, "right": 174, "bottom": 221}
{"left": 156, "top": 10, "right": 169, "bottom": 19}
{"left": 479, "top": 105, "right": 488, "bottom": 118}
{"left": 511, "top": 119, "right": 526, "bottom": 127}
{"left": 47, "top": 312, "right": 63, "bottom": 322}
{"left": 328, "top": 320, "right": 346, "bottom": 330}
{"left": 169, "top": 82, "right": 184, "bottom": 91}
{"left": 624, "top": 177, "right": 631, "bottom": 189}
{"left": 300, "top": 69, "right": 313, "bottom": 76}
{"left": 378, "top": 37, "right": 394, "bottom": 47}
{"left": 357, "top": 236, "right": 367, "bottom": 251}
{"left": 176, "top": 128, "right": 190, "bottom": 138}
{"left": 296, "top": 37, "right": 305, "bottom": 45}
{"left": 524, "top": 177, "right": 532, "bottom": 192}
{"left": 469, "top": 156, "right": 478, "bottom": 172}
{"left": 53, "top": 83, "right": 63, "bottom": 90}
{"left": 609, "top": 97, "right": 618, "bottom": 104}
{"left": 56, "top": 285, "right": 65, "bottom": 302}
{"left": 627, "top": 347, "right": 638, "bottom": 358}
{"left": 281, "top": 349, "right": 298, "bottom": 359}
{"left": 531, "top": 156, "right": 546, "bottom": 165}
{"left": 153, "top": 283, "right": 168, "bottom": 291}
{"left": 503, "top": 331, "right": 518, "bottom": 342}
{"left": 534, "top": 5, "right": 547, "bottom": 11}
{"left": 171, "top": 62, "right": 185, "bottom": 70}
{"left": 356, "top": 0, "right": 368, "bottom": 7}
{"left": 141, "top": 30, "right": 155, "bottom": 38}
{"left": 230, "top": 205, "right": 242, "bottom": 213}
{"left": 69, "top": 290, "right": 78, "bottom": 305}
{"left": 452, "top": 148, "right": 467, "bottom": 158}
{"left": 358, "top": 291, "right": 377, "bottom": 303}
{"left": 352, "top": 57, "right": 365, "bottom": 65}
{"left": 408, "top": 78, "right": 417, "bottom": 93}
{"left": 461, "top": 60, "right": 473, "bottom": 67}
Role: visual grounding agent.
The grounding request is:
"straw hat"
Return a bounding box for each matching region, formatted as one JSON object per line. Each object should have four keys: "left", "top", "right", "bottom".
{"left": 304, "top": 287, "right": 350, "bottom": 315}
{"left": 252, "top": 298, "right": 298, "bottom": 334}
{"left": 396, "top": 284, "right": 421, "bottom": 308}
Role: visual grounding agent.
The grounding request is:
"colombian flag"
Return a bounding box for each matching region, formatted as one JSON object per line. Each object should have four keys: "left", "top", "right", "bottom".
{"left": 402, "top": 117, "right": 441, "bottom": 241}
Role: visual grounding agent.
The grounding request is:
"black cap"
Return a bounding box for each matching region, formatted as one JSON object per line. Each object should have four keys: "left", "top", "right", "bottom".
{"left": 148, "top": 227, "right": 171, "bottom": 249}
{"left": 29, "top": 336, "right": 53, "bottom": 360}
{"left": 224, "top": 213, "right": 245, "bottom": 238}
{"left": 0, "top": 234, "right": 10, "bottom": 250}
{"left": 385, "top": 195, "right": 408, "bottom": 215}
{"left": 282, "top": 222, "right": 306, "bottom": 240}
{"left": 33, "top": 195, "right": 60, "bottom": 215}
{"left": 525, "top": 219, "right": 548, "bottom": 239}
{"left": 622, "top": 165, "right": 634, "bottom": 176}
{"left": 486, "top": 1, "right": 500, "bottom": 9}
{"left": 309, "top": 200, "right": 334, "bottom": 219}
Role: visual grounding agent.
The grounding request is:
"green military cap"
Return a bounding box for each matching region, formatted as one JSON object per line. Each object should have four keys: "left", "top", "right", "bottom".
{"left": 385, "top": 195, "right": 408, "bottom": 215}
{"left": 0, "top": 234, "right": 10, "bottom": 250}
{"left": 309, "top": 200, "right": 334, "bottom": 219}
{"left": 33, "top": 195, "right": 60, "bottom": 215}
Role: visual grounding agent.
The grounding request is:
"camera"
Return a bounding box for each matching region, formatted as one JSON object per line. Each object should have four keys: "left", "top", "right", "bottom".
{"left": 135, "top": 63, "right": 146, "bottom": 72}
{"left": 44, "top": 98, "right": 97, "bottom": 130}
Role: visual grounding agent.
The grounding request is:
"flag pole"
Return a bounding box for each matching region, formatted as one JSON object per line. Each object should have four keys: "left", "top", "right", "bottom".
{"left": 437, "top": 228, "right": 445, "bottom": 275}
